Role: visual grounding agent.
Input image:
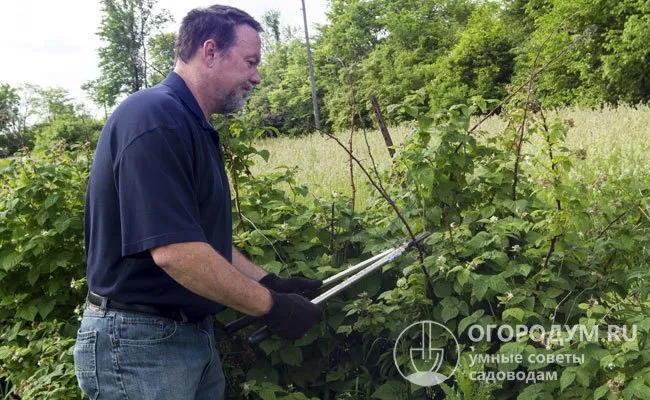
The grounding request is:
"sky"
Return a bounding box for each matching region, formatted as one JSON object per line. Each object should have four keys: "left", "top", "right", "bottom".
{"left": 0, "top": 0, "right": 329, "bottom": 109}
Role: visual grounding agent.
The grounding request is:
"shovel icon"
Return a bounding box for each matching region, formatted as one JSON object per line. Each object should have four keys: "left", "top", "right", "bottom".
{"left": 409, "top": 322, "right": 445, "bottom": 375}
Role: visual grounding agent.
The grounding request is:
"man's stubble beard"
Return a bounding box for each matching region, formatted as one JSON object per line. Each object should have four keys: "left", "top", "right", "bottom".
{"left": 216, "top": 89, "right": 246, "bottom": 114}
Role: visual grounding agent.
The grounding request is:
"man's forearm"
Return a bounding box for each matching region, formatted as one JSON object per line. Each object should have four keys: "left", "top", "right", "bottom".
{"left": 231, "top": 246, "right": 268, "bottom": 281}
{"left": 150, "top": 242, "right": 271, "bottom": 316}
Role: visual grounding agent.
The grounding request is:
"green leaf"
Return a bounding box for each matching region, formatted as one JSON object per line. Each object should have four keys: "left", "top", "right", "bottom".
{"left": 593, "top": 384, "right": 609, "bottom": 400}
{"left": 517, "top": 384, "right": 544, "bottom": 400}
{"left": 259, "top": 338, "right": 282, "bottom": 355}
{"left": 43, "top": 194, "right": 59, "bottom": 209}
{"left": 516, "top": 264, "right": 532, "bottom": 277}
{"left": 36, "top": 212, "right": 49, "bottom": 226}
{"left": 258, "top": 388, "right": 277, "bottom": 400}
{"left": 466, "top": 232, "right": 495, "bottom": 251}
{"left": 37, "top": 300, "right": 55, "bottom": 319}
{"left": 17, "top": 305, "right": 38, "bottom": 321}
{"left": 560, "top": 368, "right": 576, "bottom": 392}
{"left": 54, "top": 217, "right": 71, "bottom": 233}
{"left": 27, "top": 266, "right": 40, "bottom": 286}
{"left": 584, "top": 344, "right": 610, "bottom": 361}
{"left": 489, "top": 275, "right": 509, "bottom": 293}
{"left": 279, "top": 346, "right": 302, "bottom": 366}
{"left": 258, "top": 149, "right": 270, "bottom": 162}
{"left": 337, "top": 325, "right": 352, "bottom": 335}
{"left": 441, "top": 304, "right": 459, "bottom": 323}
{"left": 472, "top": 278, "right": 489, "bottom": 301}
{"left": 372, "top": 380, "right": 407, "bottom": 400}
{"left": 634, "top": 383, "right": 650, "bottom": 400}
{"left": 571, "top": 212, "right": 591, "bottom": 233}
{"left": 248, "top": 246, "right": 264, "bottom": 256}
{"left": 458, "top": 310, "right": 485, "bottom": 336}
{"left": 575, "top": 367, "right": 590, "bottom": 387}
{"left": 600, "top": 355, "right": 615, "bottom": 368}
{"left": 457, "top": 268, "right": 470, "bottom": 287}
{"left": 502, "top": 308, "right": 525, "bottom": 322}
{"left": 1, "top": 251, "right": 22, "bottom": 271}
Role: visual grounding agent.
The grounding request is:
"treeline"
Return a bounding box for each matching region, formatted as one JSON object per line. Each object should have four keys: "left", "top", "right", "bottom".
{"left": 255, "top": 0, "right": 650, "bottom": 135}
{"left": 0, "top": 0, "right": 172, "bottom": 158}
{"left": 1, "top": 0, "right": 648, "bottom": 155}
{"left": 0, "top": 84, "right": 103, "bottom": 158}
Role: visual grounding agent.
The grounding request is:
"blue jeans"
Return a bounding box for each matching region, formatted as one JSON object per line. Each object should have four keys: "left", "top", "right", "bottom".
{"left": 73, "top": 302, "right": 225, "bottom": 399}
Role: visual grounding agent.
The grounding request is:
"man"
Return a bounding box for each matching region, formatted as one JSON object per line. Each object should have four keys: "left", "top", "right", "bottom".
{"left": 74, "top": 5, "right": 321, "bottom": 399}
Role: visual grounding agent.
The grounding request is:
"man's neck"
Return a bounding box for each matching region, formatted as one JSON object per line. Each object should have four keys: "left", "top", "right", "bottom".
{"left": 173, "top": 66, "right": 212, "bottom": 121}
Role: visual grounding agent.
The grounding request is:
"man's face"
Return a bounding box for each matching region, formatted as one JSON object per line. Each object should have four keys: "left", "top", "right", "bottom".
{"left": 212, "top": 24, "right": 261, "bottom": 114}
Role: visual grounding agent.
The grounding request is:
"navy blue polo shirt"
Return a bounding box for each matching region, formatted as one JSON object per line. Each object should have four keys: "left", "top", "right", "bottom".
{"left": 84, "top": 72, "right": 231, "bottom": 315}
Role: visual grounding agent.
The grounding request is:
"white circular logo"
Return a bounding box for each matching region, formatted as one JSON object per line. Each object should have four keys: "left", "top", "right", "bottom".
{"left": 393, "top": 320, "right": 460, "bottom": 387}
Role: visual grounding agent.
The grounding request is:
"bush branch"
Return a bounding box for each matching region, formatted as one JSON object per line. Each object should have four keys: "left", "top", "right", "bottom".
{"left": 315, "top": 127, "right": 423, "bottom": 264}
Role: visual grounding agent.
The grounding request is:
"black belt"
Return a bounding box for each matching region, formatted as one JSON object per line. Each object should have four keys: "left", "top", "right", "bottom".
{"left": 86, "top": 291, "right": 207, "bottom": 323}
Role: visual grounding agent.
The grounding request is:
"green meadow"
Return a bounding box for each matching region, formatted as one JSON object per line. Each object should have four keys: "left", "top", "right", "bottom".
{"left": 251, "top": 106, "right": 650, "bottom": 206}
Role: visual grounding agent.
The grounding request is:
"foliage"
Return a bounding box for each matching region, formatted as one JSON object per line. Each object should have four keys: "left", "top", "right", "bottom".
{"left": 147, "top": 32, "right": 177, "bottom": 86}
{"left": 0, "top": 84, "right": 19, "bottom": 133}
{"left": 32, "top": 115, "right": 103, "bottom": 153}
{"left": 427, "top": 3, "right": 516, "bottom": 110}
{"left": 0, "top": 92, "right": 648, "bottom": 399}
{"left": 245, "top": 40, "right": 318, "bottom": 136}
{"left": 511, "top": 0, "right": 650, "bottom": 107}
{"left": 0, "top": 144, "right": 91, "bottom": 399}
{"left": 92, "top": 0, "right": 173, "bottom": 107}
{"left": 216, "top": 96, "right": 650, "bottom": 399}
{"left": 316, "top": 0, "right": 475, "bottom": 132}
{"left": 0, "top": 83, "right": 104, "bottom": 158}
{"left": 78, "top": 0, "right": 650, "bottom": 136}
{"left": 0, "top": 84, "right": 38, "bottom": 158}
{"left": 230, "top": 0, "right": 650, "bottom": 136}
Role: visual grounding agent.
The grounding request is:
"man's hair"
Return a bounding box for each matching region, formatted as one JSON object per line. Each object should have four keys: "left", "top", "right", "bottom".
{"left": 175, "top": 5, "right": 263, "bottom": 63}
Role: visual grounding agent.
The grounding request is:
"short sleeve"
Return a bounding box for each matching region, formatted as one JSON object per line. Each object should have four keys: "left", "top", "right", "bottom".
{"left": 114, "top": 127, "right": 207, "bottom": 256}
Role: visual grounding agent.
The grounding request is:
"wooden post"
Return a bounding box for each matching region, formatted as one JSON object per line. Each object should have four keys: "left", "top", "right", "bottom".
{"left": 370, "top": 95, "right": 395, "bottom": 158}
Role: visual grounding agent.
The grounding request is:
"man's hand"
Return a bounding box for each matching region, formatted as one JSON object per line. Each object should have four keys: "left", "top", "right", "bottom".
{"left": 261, "top": 290, "right": 321, "bottom": 340}
{"left": 260, "top": 273, "right": 322, "bottom": 299}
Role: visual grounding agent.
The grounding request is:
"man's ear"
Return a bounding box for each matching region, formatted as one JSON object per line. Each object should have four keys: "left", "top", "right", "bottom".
{"left": 202, "top": 39, "right": 219, "bottom": 63}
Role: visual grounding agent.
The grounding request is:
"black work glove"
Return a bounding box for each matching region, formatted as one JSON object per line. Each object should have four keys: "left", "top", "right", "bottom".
{"left": 261, "top": 290, "right": 321, "bottom": 341}
{"left": 260, "top": 273, "right": 322, "bottom": 299}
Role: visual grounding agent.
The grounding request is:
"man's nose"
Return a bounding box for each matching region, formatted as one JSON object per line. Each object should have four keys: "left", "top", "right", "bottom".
{"left": 250, "top": 67, "right": 261, "bottom": 85}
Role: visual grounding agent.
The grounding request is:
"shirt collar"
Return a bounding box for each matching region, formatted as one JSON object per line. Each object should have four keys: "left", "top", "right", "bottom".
{"left": 161, "top": 71, "right": 214, "bottom": 130}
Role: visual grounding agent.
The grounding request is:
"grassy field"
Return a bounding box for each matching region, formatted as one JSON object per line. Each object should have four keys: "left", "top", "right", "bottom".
{"left": 250, "top": 106, "right": 650, "bottom": 206}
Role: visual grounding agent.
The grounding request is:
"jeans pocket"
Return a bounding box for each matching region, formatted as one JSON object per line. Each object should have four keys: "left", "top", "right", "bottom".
{"left": 74, "top": 330, "right": 99, "bottom": 400}
{"left": 116, "top": 314, "right": 178, "bottom": 346}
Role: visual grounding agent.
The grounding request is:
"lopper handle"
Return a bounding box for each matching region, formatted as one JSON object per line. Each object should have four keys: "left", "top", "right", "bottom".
{"left": 247, "top": 232, "right": 430, "bottom": 344}
{"left": 249, "top": 326, "right": 270, "bottom": 344}
{"left": 224, "top": 315, "right": 259, "bottom": 334}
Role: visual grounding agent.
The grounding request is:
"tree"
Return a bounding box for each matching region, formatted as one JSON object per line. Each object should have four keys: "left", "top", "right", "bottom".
{"left": 0, "top": 84, "right": 40, "bottom": 157}
{"left": 93, "top": 0, "right": 172, "bottom": 107}
{"left": 261, "top": 10, "right": 282, "bottom": 54}
{"left": 147, "top": 32, "right": 177, "bottom": 86}
{"left": 316, "top": 0, "right": 475, "bottom": 131}
{"left": 0, "top": 84, "right": 103, "bottom": 157}
{"left": 0, "top": 84, "right": 19, "bottom": 134}
{"left": 601, "top": 3, "right": 650, "bottom": 104}
{"left": 428, "top": 2, "right": 516, "bottom": 110}
{"left": 510, "top": 0, "right": 650, "bottom": 107}
{"left": 246, "top": 39, "right": 317, "bottom": 135}
{"left": 0, "top": 84, "right": 22, "bottom": 157}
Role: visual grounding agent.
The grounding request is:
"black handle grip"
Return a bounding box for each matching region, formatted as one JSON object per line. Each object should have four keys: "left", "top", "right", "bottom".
{"left": 249, "top": 326, "right": 270, "bottom": 344}
{"left": 224, "top": 315, "right": 259, "bottom": 334}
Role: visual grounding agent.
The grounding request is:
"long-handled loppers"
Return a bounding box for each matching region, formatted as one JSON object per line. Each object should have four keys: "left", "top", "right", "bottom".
{"left": 224, "top": 231, "right": 430, "bottom": 344}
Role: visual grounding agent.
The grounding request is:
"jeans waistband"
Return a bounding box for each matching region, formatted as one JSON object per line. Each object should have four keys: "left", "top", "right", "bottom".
{"left": 86, "top": 291, "right": 208, "bottom": 323}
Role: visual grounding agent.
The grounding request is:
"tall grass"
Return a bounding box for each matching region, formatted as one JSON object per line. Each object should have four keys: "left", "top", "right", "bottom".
{"left": 250, "top": 106, "right": 650, "bottom": 206}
